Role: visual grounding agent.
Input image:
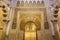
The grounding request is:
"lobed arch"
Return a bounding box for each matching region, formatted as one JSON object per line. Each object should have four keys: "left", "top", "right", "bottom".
{"left": 20, "top": 17, "right": 41, "bottom": 31}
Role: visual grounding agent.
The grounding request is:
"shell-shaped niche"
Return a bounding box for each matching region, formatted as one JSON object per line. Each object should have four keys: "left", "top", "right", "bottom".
{"left": 29, "top": 1, "right": 32, "bottom": 7}
{"left": 17, "top": 0, "right": 20, "bottom": 7}
{"left": 32, "top": 0, "right": 36, "bottom": 7}
{"left": 20, "top": 0, "right": 24, "bottom": 7}
{"left": 24, "top": 0, "right": 28, "bottom": 7}
{"left": 37, "top": 0, "right": 40, "bottom": 6}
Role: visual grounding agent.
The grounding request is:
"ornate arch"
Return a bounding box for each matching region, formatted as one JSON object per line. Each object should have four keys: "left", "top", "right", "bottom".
{"left": 20, "top": 17, "right": 41, "bottom": 31}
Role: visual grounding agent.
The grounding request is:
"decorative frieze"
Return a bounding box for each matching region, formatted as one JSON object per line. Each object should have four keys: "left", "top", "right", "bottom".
{"left": 16, "top": 0, "right": 44, "bottom": 7}
{"left": 12, "top": 10, "right": 17, "bottom": 29}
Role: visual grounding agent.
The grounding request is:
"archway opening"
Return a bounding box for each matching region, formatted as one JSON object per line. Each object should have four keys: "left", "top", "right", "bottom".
{"left": 24, "top": 21, "right": 37, "bottom": 40}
